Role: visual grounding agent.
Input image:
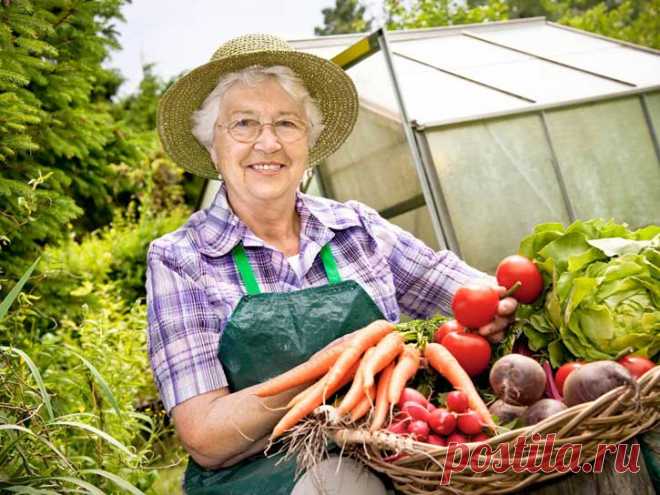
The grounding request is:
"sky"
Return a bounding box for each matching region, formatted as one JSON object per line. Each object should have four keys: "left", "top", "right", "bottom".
{"left": 108, "top": 0, "right": 383, "bottom": 96}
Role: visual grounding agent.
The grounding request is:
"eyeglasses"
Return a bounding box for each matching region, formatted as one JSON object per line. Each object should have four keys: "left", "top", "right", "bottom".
{"left": 216, "top": 118, "right": 309, "bottom": 143}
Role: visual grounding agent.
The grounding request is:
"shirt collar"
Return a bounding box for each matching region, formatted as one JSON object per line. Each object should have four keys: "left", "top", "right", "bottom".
{"left": 192, "top": 183, "right": 363, "bottom": 257}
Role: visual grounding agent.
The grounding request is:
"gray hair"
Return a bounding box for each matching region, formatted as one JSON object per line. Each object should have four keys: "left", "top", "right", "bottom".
{"left": 191, "top": 65, "right": 324, "bottom": 152}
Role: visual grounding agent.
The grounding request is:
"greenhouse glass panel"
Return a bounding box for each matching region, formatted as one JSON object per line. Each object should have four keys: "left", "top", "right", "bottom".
{"left": 426, "top": 114, "right": 572, "bottom": 272}
{"left": 545, "top": 98, "right": 660, "bottom": 228}
{"left": 471, "top": 23, "right": 613, "bottom": 56}
{"left": 320, "top": 51, "right": 423, "bottom": 212}
{"left": 389, "top": 205, "right": 440, "bottom": 251}
{"left": 644, "top": 92, "right": 660, "bottom": 143}
{"left": 477, "top": 24, "right": 660, "bottom": 87}
{"left": 394, "top": 36, "right": 627, "bottom": 103}
{"left": 390, "top": 54, "right": 528, "bottom": 124}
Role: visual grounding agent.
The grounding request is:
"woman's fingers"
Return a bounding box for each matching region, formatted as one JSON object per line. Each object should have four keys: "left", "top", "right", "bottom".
{"left": 497, "top": 297, "right": 517, "bottom": 316}
{"left": 478, "top": 315, "right": 511, "bottom": 337}
{"left": 487, "top": 330, "right": 505, "bottom": 343}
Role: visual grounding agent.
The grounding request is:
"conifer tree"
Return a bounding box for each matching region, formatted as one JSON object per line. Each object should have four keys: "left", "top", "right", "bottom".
{"left": 0, "top": 0, "right": 147, "bottom": 282}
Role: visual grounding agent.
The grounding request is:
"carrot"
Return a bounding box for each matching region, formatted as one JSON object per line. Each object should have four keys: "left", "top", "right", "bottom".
{"left": 271, "top": 361, "right": 359, "bottom": 439}
{"left": 350, "top": 384, "right": 376, "bottom": 422}
{"left": 322, "top": 320, "right": 394, "bottom": 401}
{"left": 337, "top": 347, "right": 375, "bottom": 415}
{"left": 362, "top": 331, "right": 404, "bottom": 391}
{"left": 286, "top": 381, "right": 316, "bottom": 409}
{"left": 370, "top": 362, "right": 395, "bottom": 431}
{"left": 387, "top": 344, "right": 421, "bottom": 405}
{"left": 255, "top": 340, "right": 349, "bottom": 397}
{"left": 424, "top": 343, "right": 497, "bottom": 430}
{"left": 287, "top": 360, "right": 360, "bottom": 409}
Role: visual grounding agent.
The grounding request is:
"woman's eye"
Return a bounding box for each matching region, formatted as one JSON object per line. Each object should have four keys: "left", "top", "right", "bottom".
{"left": 235, "top": 119, "right": 258, "bottom": 128}
{"left": 277, "top": 119, "right": 299, "bottom": 129}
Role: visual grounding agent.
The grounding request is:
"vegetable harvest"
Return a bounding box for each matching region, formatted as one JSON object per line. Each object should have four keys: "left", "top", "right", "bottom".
{"left": 257, "top": 219, "right": 657, "bottom": 457}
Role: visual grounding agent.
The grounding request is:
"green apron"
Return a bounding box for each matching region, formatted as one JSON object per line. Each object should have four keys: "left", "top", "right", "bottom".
{"left": 184, "top": 243, "right": 385, "bottom": 495}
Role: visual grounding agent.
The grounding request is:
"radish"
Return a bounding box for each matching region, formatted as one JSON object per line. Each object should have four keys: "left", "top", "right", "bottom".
{"left": 401, "top": 401, "right": 431, "bottom": 423}
{"left": 428, "top": 434, "right": 448, "bottom": 446}
{"left": 407, "top": 420, "right": 430, "bottom": 442}
{"left": 447, "top": 432, "right": 468, "bottom": 444}
{"left": 387, "top": 419, "right": 409, "bottom": 434}
{"left": 470, "top": 432, "right": 490, "bottom": 443}
{"left": 446, "top": 391, "right": 469, "bottom": 413}
{"left": 397, "top": 388, "right": 428, "bottom": 408}
{"left": 428, "top": 408, "right": 456, "bottom": 435}
{"left": 457, "top": 410, "right": 483, "bottom": 435}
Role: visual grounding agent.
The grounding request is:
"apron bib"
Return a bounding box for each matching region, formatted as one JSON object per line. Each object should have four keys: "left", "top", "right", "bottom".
{"left": 184, "top": 243, "right": 385, "bottom": 494}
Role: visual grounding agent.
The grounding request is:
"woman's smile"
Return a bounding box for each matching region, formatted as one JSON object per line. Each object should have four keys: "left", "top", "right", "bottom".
{"left": 247, "top": 162, "right": 287, "bottom": 175}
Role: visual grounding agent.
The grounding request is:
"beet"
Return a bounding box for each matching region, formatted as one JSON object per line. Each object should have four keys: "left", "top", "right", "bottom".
{"left": 563, "top": 360, "right": 636, "bottom": 407}
{"left": 488, "top": 399, "right": 527, "bottom": 424}
{"left": 489, "top": 354, "right": 547, "bottom": 406}
{"left": 523, "top": 399, "right": 567, "bottom": 426}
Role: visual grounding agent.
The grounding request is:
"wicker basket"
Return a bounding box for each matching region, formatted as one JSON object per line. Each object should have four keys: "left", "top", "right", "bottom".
{"left": 329, "top": 366, "right": 660, "bottom": 495}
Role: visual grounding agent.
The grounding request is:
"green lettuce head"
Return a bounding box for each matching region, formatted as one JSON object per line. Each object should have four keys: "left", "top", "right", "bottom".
{"left": 517, "top": 219, "right": 660, "bottom": 364}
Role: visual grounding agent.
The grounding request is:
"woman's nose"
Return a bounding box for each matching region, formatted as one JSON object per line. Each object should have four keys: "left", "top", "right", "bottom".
{"left": 253, "top": 124, "right": 282, "bottom": 153}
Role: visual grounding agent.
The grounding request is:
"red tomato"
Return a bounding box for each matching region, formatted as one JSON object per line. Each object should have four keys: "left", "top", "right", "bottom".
{"left": 618, "top": 355, "right": 656, "bottom": 380}
{"left": 451, "top": 285, "right": 500, "bottom": 328}
{"left": 441, "top": 332, "right": 492, "bottom": 376}
{"left": 434, "top": 320, "right": 465, "bottom": 344}
{"left": 457, "top": 410, "right": 483, "bottom": 435}
{"left": 446, "top": 391, "right": 469, "bottom": 413}
{"left": 555, "top": 361, "right": 584, "bottom": 395}
{"left": 496, "top": 255, "right": 544, "bottom": 304}
{"left": 428, "top": 408, "right": 456, "bottom": 435}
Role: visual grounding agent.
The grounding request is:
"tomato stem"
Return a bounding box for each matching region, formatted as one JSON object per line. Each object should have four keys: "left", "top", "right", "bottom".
{"left": 503, "top": 281, "right": 522, "bottom": 298}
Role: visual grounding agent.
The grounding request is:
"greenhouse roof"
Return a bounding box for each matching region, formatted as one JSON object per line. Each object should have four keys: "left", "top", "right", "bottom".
{"left": 289, "top": 18, "right": 660, "bottom": 127}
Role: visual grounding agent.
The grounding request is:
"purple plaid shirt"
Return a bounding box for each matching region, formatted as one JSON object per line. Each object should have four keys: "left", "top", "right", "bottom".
{"left": 146, "top": 185, "right": 489, "bottom": 412}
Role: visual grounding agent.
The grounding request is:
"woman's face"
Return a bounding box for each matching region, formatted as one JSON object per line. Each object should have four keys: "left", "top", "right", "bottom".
{"left": 211, "top": 78, "right": 309, "bottom": 206}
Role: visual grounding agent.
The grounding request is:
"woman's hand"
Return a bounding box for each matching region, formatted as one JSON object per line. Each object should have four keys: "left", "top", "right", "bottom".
{"left": 477, "top": 285, "right": 517, "bottom": 343}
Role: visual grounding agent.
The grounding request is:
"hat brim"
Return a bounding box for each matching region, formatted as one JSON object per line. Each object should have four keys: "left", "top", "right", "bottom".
{"left": 157, "top": 50, "right": 359, "bottom": 179}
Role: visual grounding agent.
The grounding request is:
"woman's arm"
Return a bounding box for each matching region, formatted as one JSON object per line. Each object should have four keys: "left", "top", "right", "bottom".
{"left": 171, "top": 382, "right": 307, "bottom": 468}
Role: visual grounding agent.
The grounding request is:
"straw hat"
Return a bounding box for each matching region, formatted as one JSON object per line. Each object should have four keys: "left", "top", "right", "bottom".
{"left": 157, "top": 33, "right": 359, "bottom": 179}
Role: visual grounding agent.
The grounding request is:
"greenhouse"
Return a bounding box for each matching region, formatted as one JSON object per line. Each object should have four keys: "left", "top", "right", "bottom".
{"left": 202, "top": 17, "right": 660, "bottom": 272}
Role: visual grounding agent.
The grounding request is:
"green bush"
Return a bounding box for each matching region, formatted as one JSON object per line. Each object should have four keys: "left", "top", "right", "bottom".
{"left": 1, "top": 280, "right": 186, "bottom": 492}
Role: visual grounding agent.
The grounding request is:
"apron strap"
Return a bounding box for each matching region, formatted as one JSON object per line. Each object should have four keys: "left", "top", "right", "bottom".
{"left": 319, "top": 244, "right": 342, "bottom": 285}
{"left": 232, "top": 244, "right": 261, "bottom": 295}
{"left": 231, "top": 243, "right": 342, "bottom": 294}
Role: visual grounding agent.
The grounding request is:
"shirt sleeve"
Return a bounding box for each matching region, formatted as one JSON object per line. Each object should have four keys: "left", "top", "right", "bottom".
{"left": 351, "top": 201, "right": 494, "bottom": 319}
{"left": 146, "top": 245, "right": 228, "bottom": 413}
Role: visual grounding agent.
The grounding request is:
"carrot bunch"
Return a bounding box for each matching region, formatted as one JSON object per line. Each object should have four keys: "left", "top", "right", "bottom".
{"left": 257, "top": 320, "right": 420, "bottom": 439}
{"left": 258, "top": 320, "right": 495, "bottom": 440}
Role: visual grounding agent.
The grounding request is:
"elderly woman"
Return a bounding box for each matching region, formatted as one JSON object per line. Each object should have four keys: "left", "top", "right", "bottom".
{"left": 148, "top": 34, "right": 515, "bottom": 495}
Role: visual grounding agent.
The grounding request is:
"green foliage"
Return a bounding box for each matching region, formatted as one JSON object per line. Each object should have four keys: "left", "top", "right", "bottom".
{"left": 385, "top": 0, "right": 509, "bottom": 29}
{"left": 552, "top": 0, "right": 660, "bottom": 49}
{"left": 28, "top": 201, "right": 189, "bottom": 334}
{"left": 381, "top": 0, "right": 659, "bottom": 50}
{"left": 0, "top": 284, "right": 185, "bottom": 492}
{"left": 314, "top": 0, "right": 373, "bottom": 35}
{"left": 0, "top": 0, "right": 156, "bottom": 283}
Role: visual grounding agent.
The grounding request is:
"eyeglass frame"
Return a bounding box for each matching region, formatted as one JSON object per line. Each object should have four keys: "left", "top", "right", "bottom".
{"left": 215, "top": 117, "right": 312, "bottom": 144}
